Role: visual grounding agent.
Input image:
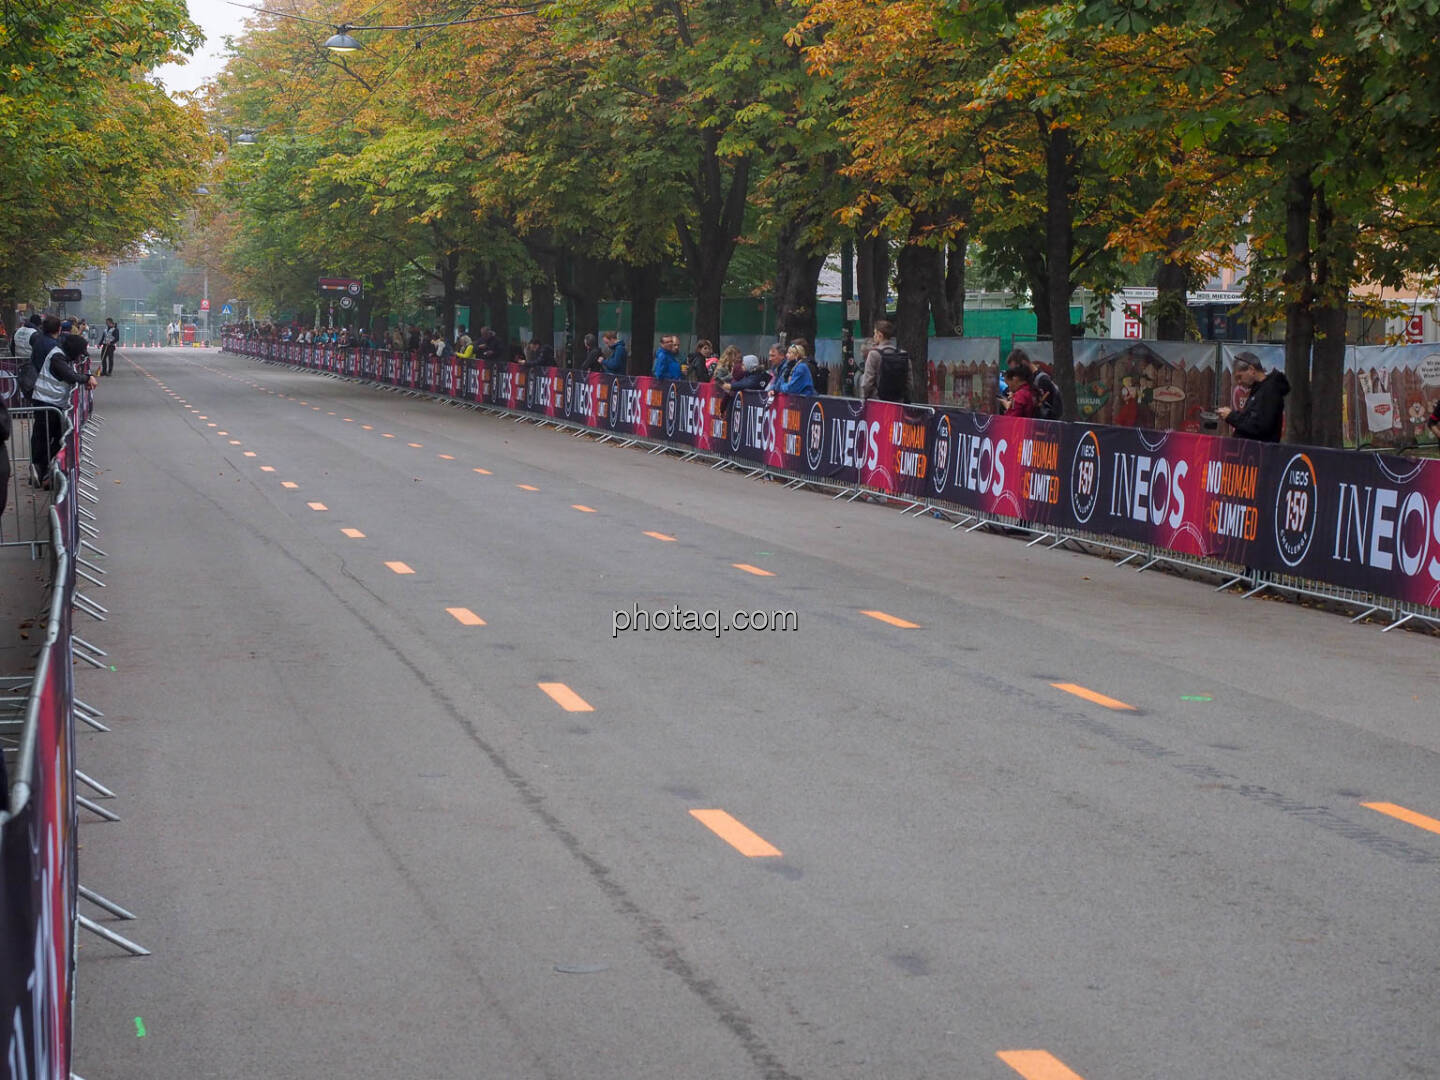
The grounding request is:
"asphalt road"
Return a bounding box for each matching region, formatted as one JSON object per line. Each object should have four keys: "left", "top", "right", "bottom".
{"left": 72, "top": 347, "right": 1439, "bottom": 1080}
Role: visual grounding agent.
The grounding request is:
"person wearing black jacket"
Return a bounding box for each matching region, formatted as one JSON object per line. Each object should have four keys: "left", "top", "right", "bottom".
{"left": 581, "top": 334, "right": 606, "bottom": 373}
{"left": 1218, "top": 356, "right": 1289, "bottom": 442}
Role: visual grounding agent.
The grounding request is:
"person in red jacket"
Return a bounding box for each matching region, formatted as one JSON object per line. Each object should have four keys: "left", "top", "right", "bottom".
{"left": 1000, "top": 360, "right": 1038, "bottom": 418}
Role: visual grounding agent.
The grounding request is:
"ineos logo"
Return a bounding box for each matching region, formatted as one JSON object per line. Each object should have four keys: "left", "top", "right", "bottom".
{"left": 805, "top": 401, "right": 826, "bottom": 473}
{"left": 1069, "top": 429, "right": 1101, "bottom": 524}
{"left": 564, "top": 371, "right": 576, "bottom": 414}
{"left": 932, "top": 414, "right": 951, "bottom": 494}
{"left": 1274, "top": 452, "right": 1319, "bottom": 568}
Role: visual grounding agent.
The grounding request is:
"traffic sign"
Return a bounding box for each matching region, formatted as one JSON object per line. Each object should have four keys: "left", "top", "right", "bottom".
{"left": 339, "top": 295, "right": 355, "bottom": 310}
{"left": 200, "top": 298, "right": 211, "bottom": 312}
{"left": 318, "top": 277, "right": 362, "bottom": 294}
{"left": 221, "top": 303, "right": 234, "bottom": 316}
{"left": 50, "top": 288, "right": 83, "bottom": 303}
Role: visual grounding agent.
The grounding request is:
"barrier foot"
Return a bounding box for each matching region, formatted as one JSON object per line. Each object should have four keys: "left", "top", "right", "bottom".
{"left": 74, "top": 593, "right": 109, "bottom": 620}
{"left": 73, "top": 634, "right": 109, "bottom": 657}
{"left": 1240, "top": 581, "right": 1271, "bottom": 599}
{"left": 1381, "top": 612, "right": 1417, "bottom": 633}
{"left": 1134, "top": 556, "right": 1162, "bottom": 573}
{"left": 951, "top": 515, "right": 976, "bottom": 530}
{"left": 76, "top": 770, "right": 116, "bottom": 798}
{"left": 76, "top": 710, "right": 110, "bottom": 733}
{"left": 73, "top": 648, "right": 107, "bottom": 670}
{"left": 80, "top": 885, "right": 137, "bottom": 920}
{"left": 77, "top": 556, "right": 107, "bottom": 576}
{"left": 1025, "top": 531, "right": 1056, "bottom": 548}
{"left": 78, "top": 914, "right": 150, "bottom": 956}
{"left": 1114, "top": 551, "right": 1142, "bottom": 567}
{"left": 1215, "top": 573, "right": 1249, "bottom": 592}
{"left": 1348, "top": 604, "right": 1383, "bottom": 624}
{"left": 77, "top": 566, "right": 107, "bottom": 588}
{"left": 79, "top": 519, "right": 101, "bottom": 540}
{"left": 78, "top": 795, "right": 120, "bottom": 822}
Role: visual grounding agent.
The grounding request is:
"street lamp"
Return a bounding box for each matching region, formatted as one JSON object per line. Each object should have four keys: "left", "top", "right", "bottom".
{"left": 324, "top": 28, "right": 362, "bottom": 52}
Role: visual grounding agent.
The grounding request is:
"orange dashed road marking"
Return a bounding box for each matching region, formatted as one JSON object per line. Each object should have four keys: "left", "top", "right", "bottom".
{"left": 362, "top": 425, "right": 373, "bottom": 430}
{"left": 229, "top": 440, "right": 242, "bottom": 445}
{"left": 516, "top": 484, "right": 539, "bottom": 491}
{"left": 307, "top": 502, "right": 327, "bottom": 511}
{"left": 341, "top": 528, "right": 365, "bottom": 538}
{"left": 645, "top": 531, "right": 677, "bottom": 542}
{"left": 260, "top": 466, "right": 275, "bottom": 473}
{"left": 385, "top": 561, "right": 415, "bottom": 575}
{"left": 407, "top": 442, "right": 423, "bottom": 448}
{"left": 689, "top": 809, "right": 782, "bottom": 857}
{"left": 997, "top": 1050, "right": 1087, "bottom": 1080}
{"left": 243, "top": 451, "right": 257, "bottom": 457}
{"left": 437, "top": 454, "right": 455, "bottom": 460}
{"left": 538, "top": 683, "right": 593, "bottom": 712}
{"left": 446, "top": 607, "right": 486, "bottom": 626}
{"left": 861, "top": 610, "right": 920, "bottom": 629}
{"left": 473, "top": 467, "right": 492, "bottom": 475}
{"left": 733, "top": 563, "right": 775, "bottom": 577}
{"left": 572, "top": 505, "right": 596, "bottom": 513}
{"left": 1362, "top": 802, "right": 1440, "bottom": 836}
{"left": 217, "top": 430, "right": 229, "bottom": 435}
{"left": 281, "top": 481, "right": 299, "bottom": 489}
{"left": 1051, "top": 683, "right": 1136, "bottom": 711}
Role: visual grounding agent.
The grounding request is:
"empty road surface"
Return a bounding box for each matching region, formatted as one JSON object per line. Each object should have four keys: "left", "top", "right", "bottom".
{"left": 71, "top": 347, "right": 1439, "bottom": 1080}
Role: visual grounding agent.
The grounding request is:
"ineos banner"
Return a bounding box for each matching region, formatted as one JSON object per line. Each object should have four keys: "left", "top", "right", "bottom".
{"left": 227, "top": 341, "right": 1440, "bottom": 610}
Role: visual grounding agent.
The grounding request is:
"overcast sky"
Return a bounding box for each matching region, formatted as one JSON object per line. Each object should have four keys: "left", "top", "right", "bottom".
{"left": 155, "top": 0, "right": 252, "bottom": 95}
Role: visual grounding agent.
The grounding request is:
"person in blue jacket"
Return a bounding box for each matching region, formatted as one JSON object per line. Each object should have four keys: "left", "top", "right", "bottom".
{"left": 602, "top": 330, "right": 628, "bottom": 374}
{"left": 652, "top": 333, "right": 682, "bottom": 379}
{"left": 772, "top": 341, "right": 816, "bottom": 396}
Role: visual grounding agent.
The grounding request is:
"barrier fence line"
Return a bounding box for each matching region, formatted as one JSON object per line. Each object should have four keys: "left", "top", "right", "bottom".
{"left": 0, "top": 376, "right": 133, "bottom": 1080}
{"left": 223, "top": 338, "right": 1440, "bottom": 629}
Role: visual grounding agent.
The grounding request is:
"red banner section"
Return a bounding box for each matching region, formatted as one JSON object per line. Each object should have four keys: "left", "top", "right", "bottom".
{"left": 226, "top": 340, "right": 1440, "bottom": 610}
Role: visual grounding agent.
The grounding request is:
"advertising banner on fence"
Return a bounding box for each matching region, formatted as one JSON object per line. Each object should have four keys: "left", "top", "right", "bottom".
{"left": 227, "top": 338, "right": 1440, "bottom": 610}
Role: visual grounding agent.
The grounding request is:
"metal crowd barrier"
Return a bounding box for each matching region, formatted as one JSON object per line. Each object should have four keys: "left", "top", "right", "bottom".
{"left": 227, "top": 342, "right": 1440, "bottom": 635}
{"left": 2, "top": 404, "right": 72, "bottom": 556}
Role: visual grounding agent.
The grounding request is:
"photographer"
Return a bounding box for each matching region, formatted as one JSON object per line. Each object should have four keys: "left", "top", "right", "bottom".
{"left": 1217, "top": 356, "right": 1289, "bottom": 442}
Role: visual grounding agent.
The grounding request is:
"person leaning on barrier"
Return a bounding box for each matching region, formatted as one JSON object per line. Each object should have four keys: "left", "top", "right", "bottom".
{"left": 1217, "top": 355, "right": 1290, "bottom": 442}
{"left": 770, "top": 340, "right": 816, "bottom": 398}
{"left": 29, "top": 316, "right": 97, "bottom": 489}
{"left": 998, "top": 359, "right": 1038, "bottom": 418}
{"left": 653, "top": 334, "right": 683, "bottom": 379}
{"left": 601, "top": 330, "right": 627, "bottom": 375}
{"left": 582, "top": 334, "right": 606, "bottom": 373}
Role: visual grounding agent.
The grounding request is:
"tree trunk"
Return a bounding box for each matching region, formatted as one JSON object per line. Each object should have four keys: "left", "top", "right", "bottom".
{"left": 439, "top": 251, "right": 460, "bottom": 341}
{"left": 530, "top": 268, "right": 554, "bottom": 352}
{"left": 1044, "top": 118, "right": 1079, "bottom": 418}
{"left": 856, "top": 230, "right": 890, "bottom": 337}
{"left": 1281, "top": 166, "right": 1315, "bottom": 444}
{"left": 1153, "top": 249, "right": 1190, "bottom": 341}
{"left": 895, "top": 225, "right": 934, "bottom": 400}
{"left": 487, "top": 278, "right": 509, "bottom": 351}
{"left": 629, "top": 263, "right": 660, "bottom": 375}
{"left": 464, "top": 262, "right": 487, "bottom": 338}
{"left": 775, "top": 222, "right": 826, "bottom": 347}
{"left": 1310, "top": 184, "right": 1347, "bottom": 448}
{"left": 944, "top": 232, "right": 967, "bottom": 336}
{"left": 676, "top": 133, "right": 750, "bottom": 349}
{"left": 921, "top": 240, "right": 955, "bottom": 337}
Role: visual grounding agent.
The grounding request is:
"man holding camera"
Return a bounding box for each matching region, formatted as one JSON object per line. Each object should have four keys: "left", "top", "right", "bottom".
{"left": 1217, "top": 355, "right": 1289, "bottom": 442}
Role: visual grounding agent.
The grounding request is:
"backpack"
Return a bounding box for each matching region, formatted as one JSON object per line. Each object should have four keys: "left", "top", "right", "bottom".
{"left": 1034, "top": 369, "right": 1063, "bottom": 420}
{"left": 876, "top": 345, "right": 910, "bottom": 402}
{"left": 17, "top": 348, "right": 39, "bottom": 399}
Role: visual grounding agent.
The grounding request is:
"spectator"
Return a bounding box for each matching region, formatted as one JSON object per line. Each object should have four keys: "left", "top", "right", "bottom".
{"left": 723, "top": 354, "right": 768, "bottom": 395}
{"left": 1030, "top": 358, "right": 1063, "bottom": 420}
{"left": 0, "top": 392, "right": 9, "bottom": 515}
{"left": 713, "top": 344, "right": 742, "bottom": 384}
{"left": 772, "top": 341, "right": 816, "bottom": 397}
{"left": 1428, "top": 400, "right": 1440, "bottom": 443}
{"left": 11, "top": 313, "right": 40, "bottom": 360}
{"left": 431, "top": 329, "right": 453, "bottom": 358}
{"left": 601, "top": 330, "right": 627, "bottom": 375}
{"left": 99, "top": 318, "right": 119, "bottom": 376}
{"left": 1217, "top": 356, "right": 1289, "bottom": 442}
{"left": 685, "top": 339, "right": 714, "bottom": 381}
{"left": 455, "top": 326, "right": 473, "bottom": 358}
{"left": 653, "top": 333, "right": 682, "bottom": 379}
{"left": 29, "top": 315, "right": 96, "bottom": 488}
{"left": 861, "top": 320, "right": 910, "bottom": 403}
{"left": 999, "top": 359, "right": 1038, "bottom": 418}
{"left": 582, "top": 333, "right": 606, "bottom": 372}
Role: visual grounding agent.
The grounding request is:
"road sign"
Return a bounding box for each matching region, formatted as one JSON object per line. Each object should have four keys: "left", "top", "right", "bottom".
{"left": 318, "top": 277, "right": 362, "bottom": 294}
{"left": 339, "top": 295, "right": 355, "bottom": 310}
{"left": 50, "top": 288, "right": 82, "bottom": 303}
{"left": 173, "top": 303, "right": 184, "bottom": 315}
{"left": 220, "top": 303, "right": 234, "bottom": 316}
{"left": 200, "top": 298, "right": 211, "bottom": 312}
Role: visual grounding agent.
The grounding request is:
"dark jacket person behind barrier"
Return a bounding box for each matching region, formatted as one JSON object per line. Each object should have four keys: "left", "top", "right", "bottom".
{"left": 1218, "top": 356, "right": 1289, "bottom": 442}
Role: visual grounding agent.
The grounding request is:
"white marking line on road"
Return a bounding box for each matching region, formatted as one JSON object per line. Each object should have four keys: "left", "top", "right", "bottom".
{"left": 385, "top": 561, "right": 415, "bottom": 575}
{"left": 997, "top": 1050, "right": 1087, "bottom": 1080}
{"left": 447, "top": 607, "right": 486, "bottom": 626}
{"left": 260, "top": 466, "right": 275, "bottom": 472}
{"left": 1362, "top": 802, "right": 1440, "bottom": 836}
{"left": 689, "top": 809, "right": 782, "bottom": 857}
{"left": 229, "top": 440, "right": 242, "bottom": 445}
{"left": 281, "top": 481, "right": 299, "bottom": 489}
{"left": 538, "top": 683, "right": 593, "bottom": 712}
{"left": 243, "top": 451, "right": 257, "bottom": 457}
{"left": 307, "top": 502, "right": 327, "bottom": 511}
{"left": 341, "top": 528, "right": 365, "bottom": 538}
